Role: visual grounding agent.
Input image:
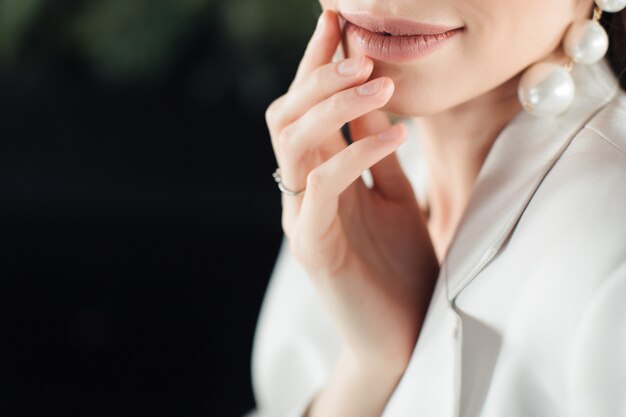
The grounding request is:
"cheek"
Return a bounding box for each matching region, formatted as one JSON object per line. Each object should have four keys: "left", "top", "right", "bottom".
{"left": 474, "top": 0, "right": 576, "bottom": 66}
{"left": 376, "top": 58, "right": 480, "bottom": 116}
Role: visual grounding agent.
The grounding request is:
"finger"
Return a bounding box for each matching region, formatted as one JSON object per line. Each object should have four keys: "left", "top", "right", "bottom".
{"left": 299, "top": 123, "right": 408, "bottom": 240}
{"left": 266, "top": 11, "right": 343, "bottom": 144}
{"left": 350, "top": 111, "right": 414, "bottom": 200}
{"left": 290, "top": 10, "right": 341, "bottom": 90}
{"left": 349, "top": 110, "right": 391, "bottom": 140}
{"left": 274, "top": 56, "right": 374, "bottom": 129}
{"left": 275, "top": 77, "right": 394, "bottom": 202}
{"left": 333, "top": 36, "right": 345, "bottom": 62}
{"left": 276, "top": 69, "right": 385, "bottom": 239}
{"left": 278, "top": 77, "right": 395, "bottom": 164}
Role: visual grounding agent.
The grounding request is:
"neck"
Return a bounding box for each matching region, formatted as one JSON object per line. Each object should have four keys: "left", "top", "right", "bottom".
{"left": 411, "top": 73, "right": 523, "bottom": 260}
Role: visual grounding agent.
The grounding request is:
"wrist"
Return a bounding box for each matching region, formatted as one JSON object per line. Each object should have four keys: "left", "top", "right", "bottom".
{"left": 340, "top": 346, "right": 410, "bottom": 384}
{"left": 308, "top": 347, "right": 408, "bottom": 417}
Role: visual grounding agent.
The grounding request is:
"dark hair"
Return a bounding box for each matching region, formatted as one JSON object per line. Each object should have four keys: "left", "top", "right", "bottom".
{"left": 601, "top": 9, "right": 626, "bottom": 90}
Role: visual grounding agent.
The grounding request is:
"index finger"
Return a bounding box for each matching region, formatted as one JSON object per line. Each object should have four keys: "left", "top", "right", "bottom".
{"left": 290, "top": 10, "right": 342, "bottom": 90}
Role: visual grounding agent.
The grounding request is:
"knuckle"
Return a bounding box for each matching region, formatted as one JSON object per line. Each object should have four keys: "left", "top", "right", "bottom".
{"left": 278, "top": 124, "right": 297, "bottom": 155}
{"left": 264, "top": 104, "right": 275, "bottom": 126}
{"left": 265, "top": 97, "right": 283, "bottom": 127}
{"left": 309, "top": 66, "right": 324, "bottom": 86}
{"left": 306, "top": 168, "right": 325, "bottom": 194}
{"left": 288, "top": 232, "right": 305, "bottom": 263}
{"left": 325, "top": 93, "right": 342, "bottom": 113}
{"left": 346, "top": 144, "right": 359, "bottom": 163}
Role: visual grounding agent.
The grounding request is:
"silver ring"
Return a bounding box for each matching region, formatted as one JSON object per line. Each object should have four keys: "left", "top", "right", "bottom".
{"left": 272, "top": 168, "right": 305, "bottom": 196}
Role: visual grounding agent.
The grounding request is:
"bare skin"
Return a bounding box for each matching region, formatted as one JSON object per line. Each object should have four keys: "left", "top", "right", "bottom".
{"left": 266, "top": 11, "right": 439, "bottom": 416}
{"left": 323, "top": 0, "right": 594, "bottom": 262}
{"left": 265, "top": 0, "right": 596, "bottom": 414}
{"left": 416, "top": 47, "right": 572, "bottom": 262}
{"left": 417, "top": 78, "right": 523, "bottom": 261}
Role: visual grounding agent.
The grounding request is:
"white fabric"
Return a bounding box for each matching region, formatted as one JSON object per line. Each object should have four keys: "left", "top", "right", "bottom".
{"left": 246, "top": 56, "right": 626, "bottom": 417}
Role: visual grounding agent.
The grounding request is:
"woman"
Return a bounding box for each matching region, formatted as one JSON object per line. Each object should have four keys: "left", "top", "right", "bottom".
{"left": 249, "top": 0, "right": 626, "bottom": 415}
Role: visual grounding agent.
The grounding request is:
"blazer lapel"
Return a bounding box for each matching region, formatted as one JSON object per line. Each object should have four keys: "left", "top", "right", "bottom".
{"left": 442, "top": 58, "right": 620, "bottom": 302}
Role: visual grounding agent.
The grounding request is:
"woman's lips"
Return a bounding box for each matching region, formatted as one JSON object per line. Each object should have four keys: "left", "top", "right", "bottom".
{"left": 341, "top": 12, "right": 461, "bottom": 36}
{"left": 341, "top": 13, "right": 463, "bottom": 62}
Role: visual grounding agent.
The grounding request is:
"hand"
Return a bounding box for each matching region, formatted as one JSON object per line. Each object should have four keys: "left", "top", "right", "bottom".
{"left": 266, "top": 10, "right": 440, "bottom": 370}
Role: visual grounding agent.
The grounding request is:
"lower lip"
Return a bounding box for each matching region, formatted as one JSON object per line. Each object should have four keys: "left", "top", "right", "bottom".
{"left": 344, "top": 22, "right": 463, "bottom": 63}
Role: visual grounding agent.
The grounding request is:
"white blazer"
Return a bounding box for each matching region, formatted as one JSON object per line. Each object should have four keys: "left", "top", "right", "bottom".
{"left": 247, "top": 57, "right": 626, "bottom": 417}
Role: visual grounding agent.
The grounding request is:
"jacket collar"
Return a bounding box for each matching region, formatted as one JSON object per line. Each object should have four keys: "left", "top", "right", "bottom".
{"left": 436, "top": 58, "right": 621, "bottom": 301}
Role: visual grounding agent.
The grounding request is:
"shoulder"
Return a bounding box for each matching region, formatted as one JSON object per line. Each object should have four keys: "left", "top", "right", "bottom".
{"left": 577, "top": 87, "right": 626, "bottom": 156}
{"left": 507, "top": 92, "right": 626, "bottom": 276}
{"left": 541, "top": 88, "right": 626, "bottom": 211}
{"left": 563, "top": 86, "right": 626, "bottom": 163}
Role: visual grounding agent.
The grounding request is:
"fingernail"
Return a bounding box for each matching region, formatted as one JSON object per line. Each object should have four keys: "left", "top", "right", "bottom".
{"left": 337, "top": 57, "right": 361, "bottom": 76}
{"left": 357, "top": 78, "right": 385, "bottom": 96}
{"left": 378, "top": 124, "right": 405, "bottom": 141}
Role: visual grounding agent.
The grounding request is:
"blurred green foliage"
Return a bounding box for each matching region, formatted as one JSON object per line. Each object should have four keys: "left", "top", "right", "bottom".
{"left": 0, "top": 0, "right": 46, "bottom": 61}
{"left": 0, "top": 0, "right": 322, "bottom": 106}
{"left": 72, "top": 0, "right": 209, "bottom": 80}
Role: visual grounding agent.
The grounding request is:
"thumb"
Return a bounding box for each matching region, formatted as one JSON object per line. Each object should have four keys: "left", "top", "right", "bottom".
{"left": 349, "top": 110, "right": 414, "bottom": 200}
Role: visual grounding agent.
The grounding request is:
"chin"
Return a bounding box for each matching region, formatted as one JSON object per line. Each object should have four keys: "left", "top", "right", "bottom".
{"left": 369, "top": 64, "right": 456, "bottom": 117}
{"left": 382, "top": 89, "right": 451, "bottom": 118}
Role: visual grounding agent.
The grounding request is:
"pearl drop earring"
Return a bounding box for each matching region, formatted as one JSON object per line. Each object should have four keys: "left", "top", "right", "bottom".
{"left": 518, "top": 0, "right": 626, "bottom": 117}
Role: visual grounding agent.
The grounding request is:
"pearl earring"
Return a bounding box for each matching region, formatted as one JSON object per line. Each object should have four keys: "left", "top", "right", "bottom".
{"left": 518, "top": 0, "right": 626, "bottom": 117}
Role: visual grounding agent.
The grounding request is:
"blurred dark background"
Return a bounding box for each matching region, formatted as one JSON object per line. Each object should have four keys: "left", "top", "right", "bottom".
{"left": 0, "top": 1, "right": 320, "bottom": 416}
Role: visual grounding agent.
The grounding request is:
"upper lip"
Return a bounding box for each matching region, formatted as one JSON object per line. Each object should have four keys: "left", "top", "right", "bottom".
{"left": 340, "top": 12, "right": 462, "bottom": 36}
